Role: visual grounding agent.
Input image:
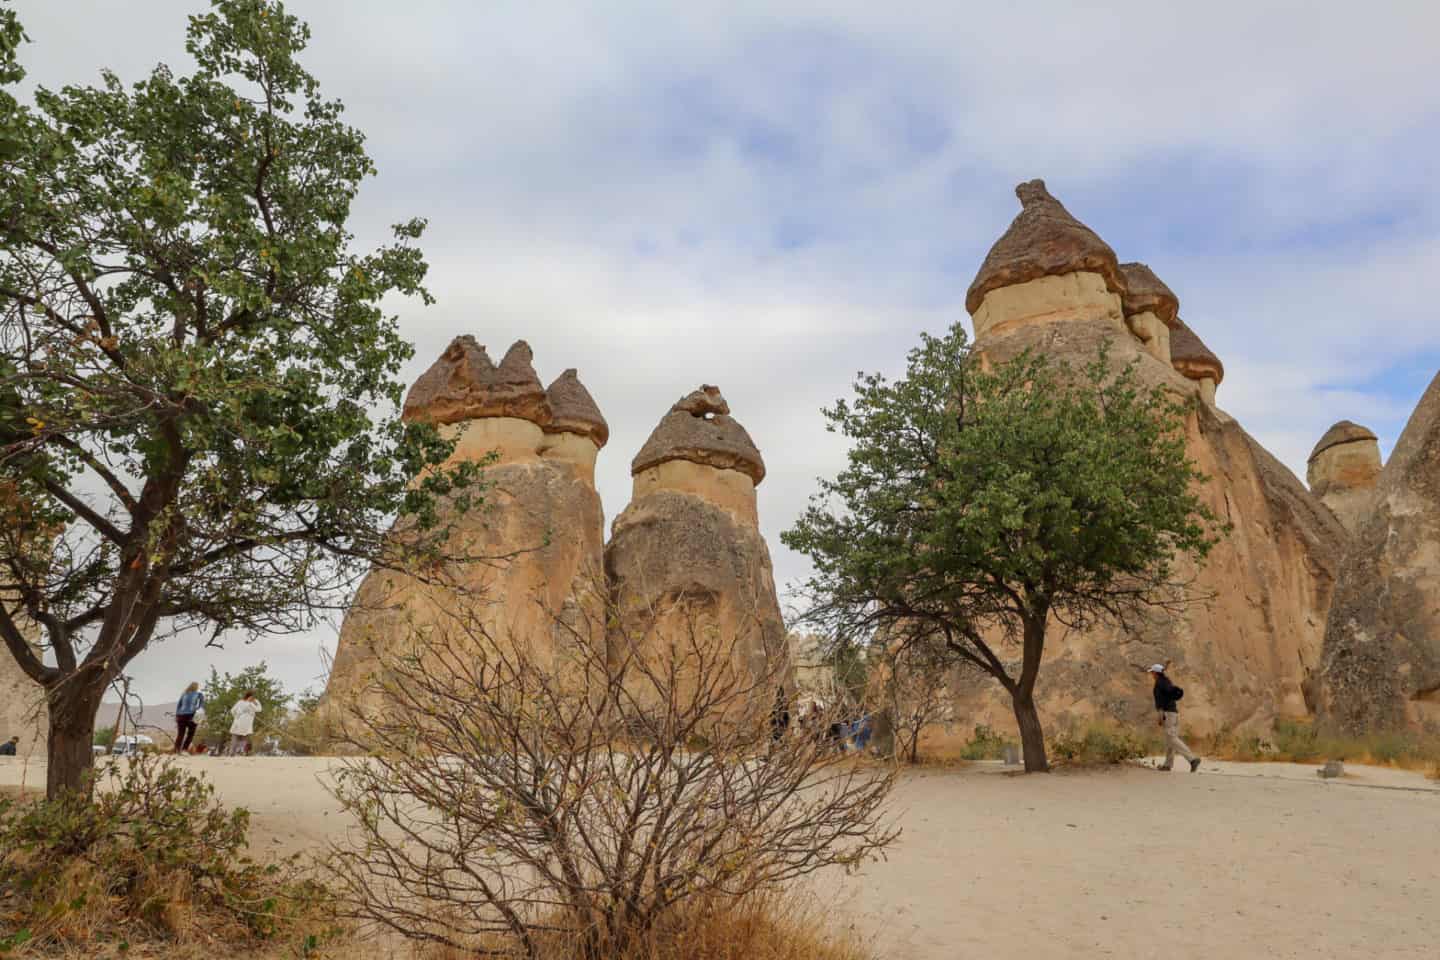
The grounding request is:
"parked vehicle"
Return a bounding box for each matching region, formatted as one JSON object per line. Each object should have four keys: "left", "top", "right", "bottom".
{"left": 108, "top": 734, "right": 156, "bottom": 756}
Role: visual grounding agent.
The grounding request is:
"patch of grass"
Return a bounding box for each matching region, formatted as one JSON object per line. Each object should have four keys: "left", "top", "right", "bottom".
{"left": 957, "top": 724, "right": 1015, "bottom": 761}
{"left": 1048, "top": 722, "right": 1156, "bottom": 766}
{"left": 0, "top": 756, "right": 340, "bottom": 957}
{"left": 1203, "top": 718, "right": 1440, "bottom": 771}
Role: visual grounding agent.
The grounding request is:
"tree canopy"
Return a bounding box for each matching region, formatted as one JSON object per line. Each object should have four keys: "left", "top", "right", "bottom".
{"left": 783, "top": 322, "right": 1222, "bottom": 771}
{"left": 0, "top": 0, "right": 480, "bottom": 796}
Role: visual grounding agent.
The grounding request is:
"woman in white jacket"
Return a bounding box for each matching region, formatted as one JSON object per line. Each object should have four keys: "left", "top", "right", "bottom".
{"left": 227, "top": 691, "right": 261, "bottom": 756}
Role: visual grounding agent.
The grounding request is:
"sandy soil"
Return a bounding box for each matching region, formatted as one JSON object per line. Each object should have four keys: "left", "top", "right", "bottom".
{"left": 3, "top": 755, "right": 1437, "bottom": 959}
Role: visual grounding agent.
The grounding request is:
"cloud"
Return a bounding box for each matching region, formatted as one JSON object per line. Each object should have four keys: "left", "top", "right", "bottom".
{"left": 9, "top": 0, "right": 1439, "bottom": 701}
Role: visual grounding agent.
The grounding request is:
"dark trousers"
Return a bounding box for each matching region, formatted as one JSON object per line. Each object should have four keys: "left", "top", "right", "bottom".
{"left": 174, "top": 714, "right": 198, "bottom": 752}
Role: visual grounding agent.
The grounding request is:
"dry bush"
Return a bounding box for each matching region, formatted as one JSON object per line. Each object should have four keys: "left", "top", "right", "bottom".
{"left": 0, "top": 756, "right": 338, "bottom": 956}
{"left": 418, "top": 887, "right": 872, "bottom": 960}
{"left": 325, "top": 595, "right": 897, "bottom": 959}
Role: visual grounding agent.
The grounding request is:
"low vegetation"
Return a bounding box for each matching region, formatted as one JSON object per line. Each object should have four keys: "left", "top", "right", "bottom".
{"left": 1047, "top": 723, "right": 1157, "bottom": 766}
{"left": 326, "top": 598, "right": 897, "bottom": 959}
{"left": 1203, "top": 718, "right": 1440, "bottom": 771}
{"left": 0, "top": 757, "right": 337, "bottom": 957}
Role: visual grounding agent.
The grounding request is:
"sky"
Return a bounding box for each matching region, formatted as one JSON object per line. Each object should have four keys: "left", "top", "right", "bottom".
{"left": 11, "top": 1, "right": 1440, "bottom": 707}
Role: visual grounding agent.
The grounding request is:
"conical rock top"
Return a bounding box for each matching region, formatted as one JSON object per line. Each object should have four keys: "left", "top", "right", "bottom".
{"left": 632, "top": 385, "right": 765, "bottom": 484}
{"left": 403, "top": 336, "right": 551, "bottom": 426}
{"left": 544, "top": 369, "right": 609, "bottom": 447}
{"left": 1169, "top": 319, "right": 1224, "bottom": 385}
{"left": 1308, "top": 420, "right": 1378, "bottom": 465}
{"left": 965, "top": 179, "right": 1125, "bottom": 315}
{"left": 1119, "top": 262, "right": 1180, "bottom": 329}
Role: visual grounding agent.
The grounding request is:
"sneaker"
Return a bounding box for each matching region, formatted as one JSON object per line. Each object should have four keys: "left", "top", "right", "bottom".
{"left": 1189, "top": 758, "right": 1201, "bottom": 772}
{"left": 1157, "top": 764, "right": 1173, "bottom": 771}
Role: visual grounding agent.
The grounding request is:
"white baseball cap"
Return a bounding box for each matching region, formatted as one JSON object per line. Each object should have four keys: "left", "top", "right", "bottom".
{"left": 1147, "top": 664, "right": 1166, "bottom": 673}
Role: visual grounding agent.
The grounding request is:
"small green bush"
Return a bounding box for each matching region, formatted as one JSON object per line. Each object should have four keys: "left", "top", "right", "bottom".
{"left": 1048, "top": 724, "right": 1150, "bottom": 765}
{"left": 958, "top": 724, "right": 1014, "bottom": 760}
{"left": 0, "top": 755, "right": 334, "bottom": 954}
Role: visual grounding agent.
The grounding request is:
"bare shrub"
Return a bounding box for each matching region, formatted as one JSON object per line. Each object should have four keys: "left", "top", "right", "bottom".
{"left": 0, "top": 756, "right": 335, "bottom": 955}
{"left": 324, "top": 592, "right": 897, "bottom": 958}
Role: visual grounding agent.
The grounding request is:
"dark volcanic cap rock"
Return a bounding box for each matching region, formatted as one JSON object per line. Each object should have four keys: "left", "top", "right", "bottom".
{"left": 631, "top": 385, "right": 766, "bottom": 484}
{"left": 1169, "top": 319, "right": 1224, "bottom": 385}
{"left": 1119, "top": 262, "right": 1180, "bottom": 329}
{"left": 1308, "top": 420, "right": 1378, "bottom": 464}
{"left": 403, "top": 336, "right": 551, "bottom": 426}
{"left": 965, "top": 179, "right": 1126, "bottom": 315}
{"left": 544, "top": 368, "right": 609, "bottom": 447}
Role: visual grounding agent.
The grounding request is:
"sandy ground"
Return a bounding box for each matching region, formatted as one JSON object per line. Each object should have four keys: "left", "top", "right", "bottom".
{"left": 3, "top": 754, "right": 1437, "bottom": 959}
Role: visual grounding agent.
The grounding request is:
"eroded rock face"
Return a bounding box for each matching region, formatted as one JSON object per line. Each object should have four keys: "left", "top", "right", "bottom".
{"left": 1306, "top": 421, "right": 1381, "bottom": 533}
{"left": 1319, "top": 374, "right": 1440, "bottom": 732}
{"left": 950, "top": 181, "right": 1347, "bottom": 736}
{"left": 606, "top": 387, "right": 787, "bottom": 705}
{"left": 323, "top": 341, "right": 607, "bottom": 722}
{"left": 1119, "top": 262, "right": 1179, "bottom": 364}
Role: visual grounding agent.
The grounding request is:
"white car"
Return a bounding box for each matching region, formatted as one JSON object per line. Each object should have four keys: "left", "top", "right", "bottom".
{"left": 108, "top": 734, "right": 156, "bottom": 756}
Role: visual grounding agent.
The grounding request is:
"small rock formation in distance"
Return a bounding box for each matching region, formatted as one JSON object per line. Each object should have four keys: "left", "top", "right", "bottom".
{"left": 1319, "top": 373, "right": 1440, "bottom": 732}
{"left": 1305, "top": 420, "right": 1381, "bottom": 533}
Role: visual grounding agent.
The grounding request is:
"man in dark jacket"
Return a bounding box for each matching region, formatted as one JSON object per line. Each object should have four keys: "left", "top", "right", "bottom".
{"left": 1149, "top": 663, "right": 1200, "bottom": 772}
{"left": 0, "top": 735, "right": 18, "bottom": 756}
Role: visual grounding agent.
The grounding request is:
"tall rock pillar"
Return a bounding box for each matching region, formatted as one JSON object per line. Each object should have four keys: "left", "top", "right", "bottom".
{"left": 605, "top": 386, "right": 788, "bottom": 707}
{"left": 322, "top": 338, "right": 608, "bottom": 718}
{"left": 1319, "top": 373, "right": 1440, "bottom": 732}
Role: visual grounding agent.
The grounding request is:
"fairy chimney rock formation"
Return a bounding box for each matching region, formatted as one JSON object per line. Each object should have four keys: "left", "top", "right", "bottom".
{"left": 324, "top": 339, "right": 608, "bottom": 721}
{"left": 629, "top": 384, "right": 766, "bottom": 527}
{"left": 1169, "top": 319, "right": 1225, "bottom": 405}
{"left": 1319, "top": 373, "right": 1440, "bottom": 732}
{"left": 606, "top": 386, "right": 787, "bottom": 701}
{"left": 966, "top": 179, "right": 1128, "bottom": 342}
{"left": 540, "top": 368, "right": 610, "bottom": 484}
{"left": 956, "top": 180, "right": 1347, "bottom": 737}
{"left": 1306, "top": 421, "right": 1382, "bottom": 532}
{"left": 1119, "top": 262, "right": 1180, "bottom": 364}
{"left": 403, "top": 336, "right": 552, "bottom": 463}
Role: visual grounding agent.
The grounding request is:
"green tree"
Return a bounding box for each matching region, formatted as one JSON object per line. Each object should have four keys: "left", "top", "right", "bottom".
{"left": 0, "top": 1, "right": 481, "bottom": 797}
{"left": 199, "top": 661, "right": 290, "bottom": 748}
{"left": 783, "top": 323, "right": 1222, "bottom": 772}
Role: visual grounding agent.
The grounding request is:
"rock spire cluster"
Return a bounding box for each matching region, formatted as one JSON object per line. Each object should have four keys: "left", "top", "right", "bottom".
{"left": 954, "top": 179, "right": 1347, "bottom": 735}
{"left": 323, "top": 349, "right": 786, "bottom": 723}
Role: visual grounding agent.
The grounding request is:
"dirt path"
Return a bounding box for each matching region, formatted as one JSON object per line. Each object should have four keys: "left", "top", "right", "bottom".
{"left": 3, "top": 756, "right": 1436, "bottom": 958}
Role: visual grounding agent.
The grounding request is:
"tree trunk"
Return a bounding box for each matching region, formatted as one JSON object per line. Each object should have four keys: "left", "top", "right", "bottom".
{"left": 45, "top": 681, "right": 105, "bottom": 799}
{"left": 1011, "top": 691, "right": 1049, "bottom": 773}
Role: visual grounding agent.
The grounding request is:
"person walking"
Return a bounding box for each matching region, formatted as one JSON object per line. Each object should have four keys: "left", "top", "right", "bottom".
{"left": 1148, "top": 662, "right": 1200, "bottom": 772}
{"left": 173, "top": 682, "right": 204, "bottom": 754}
{"left": 770, "top": 687, "right": 790, "bottom": 743}
{"left": 227, "top": 691, "right": 261, "bottom": 756}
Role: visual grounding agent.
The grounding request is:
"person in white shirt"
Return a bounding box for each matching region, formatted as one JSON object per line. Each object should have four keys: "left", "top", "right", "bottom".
{"left": 227, "top": 691, "right": 261, "bottom": 756}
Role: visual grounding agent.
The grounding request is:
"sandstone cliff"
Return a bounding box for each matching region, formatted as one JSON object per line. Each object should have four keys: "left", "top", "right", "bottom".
{"left": 953, "top": 180, "right": 1347, "bottom": 735}
{"left": 1306, "top": 421, "right": 1381, "bottom": 534}
{"left": 1319, "top": 373, "right": 1440, "bottom": 732}
{"left": 322, "top": 338, "right": 608, "bottom": 719}
{"left": 606, "top": 386, "right": 788, "bottom": 703}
